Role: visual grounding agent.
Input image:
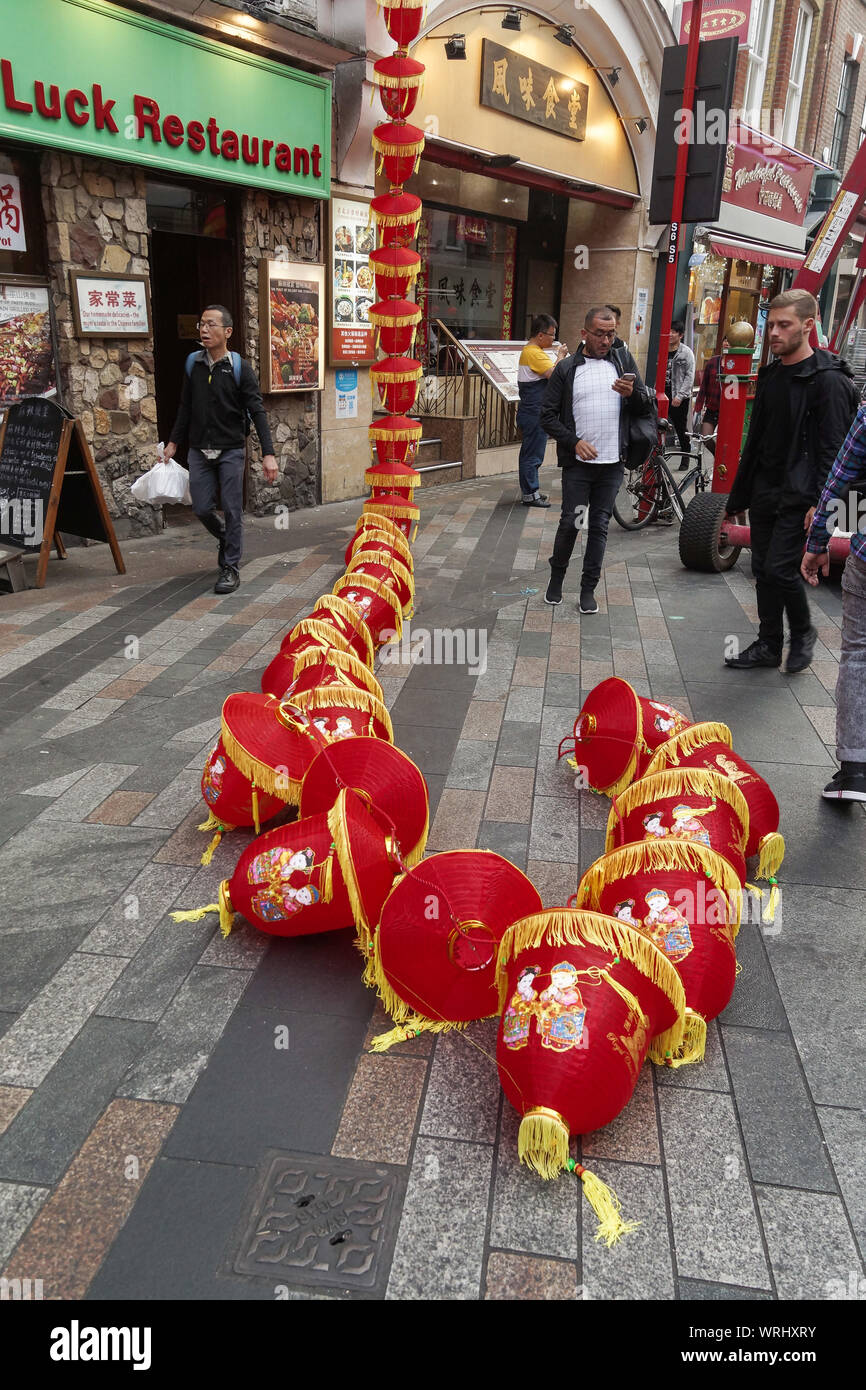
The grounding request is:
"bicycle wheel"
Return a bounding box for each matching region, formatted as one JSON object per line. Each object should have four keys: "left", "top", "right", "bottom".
{"left": 613, "top": 459, "right": 661, "bottom": 530}
{"left": 656, "top": 457, "right": 687, "bottom": 523}
{"left": 675, "top": 466, "right": 701, "bottom": 511}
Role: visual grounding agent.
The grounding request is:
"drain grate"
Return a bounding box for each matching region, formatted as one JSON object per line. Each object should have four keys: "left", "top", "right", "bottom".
{"left": 230, "top": 1151, "right": 405, "bottom": 1295}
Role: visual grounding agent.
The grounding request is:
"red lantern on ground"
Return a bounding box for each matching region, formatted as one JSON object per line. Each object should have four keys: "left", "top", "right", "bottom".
{"left": 369, "top": 246, "right": 422, "bottom": 300}
{"left": 332, "top": 571, "right": 406, "bottom": 647}
{"left": 371, "top": 850, "right": 543, "bottom": 1046}
{"left": 372, "top": 121, "right": 425, "bottom": 184}
{"left": 558, "top": 678, "right": 697, "bottom": 797}
{"left": 606, "top": 768, "right": 751, "bottom": 885}
{"left": 371, "top": 190, "right": 422, "bottom": 248}
{"left": 381, "top": 3, "right": 426, "bottom": 53}
{"left": 373, "top": 53, "right": 426, "bottom": 119}
{"left": 277, "top": 649, "right": 384, "bottom": 706}
{"left": 495, "top": 909, "right": 686, "bottom": 1239}
{"left": 344, "top": 549, "right": 414, "bottom": 615}
{"left": 576, "top": 840, "right": 742, "bottom": 1067}
{"left": 300, "top": 736, "right": 430, "bottom": 870}
{"left": 344, "top": 510, "right": 414, "bottom": 567}
{"left": 363, "top": 492, "right": 419, "bottom": 542}
{"left": 306, "top": 594, "right": 377, "bottom": 668}
{"left": 644, "top": 723, "right": 784, "bottom": 876}
{"left": 370, "top": 355, "right": 423, "bottom": 414}
{"left": 197, "top": 736, "right": 287, "bottom": 862}
{"left": 368, "top": 299, "right": 422, "bottom": 356}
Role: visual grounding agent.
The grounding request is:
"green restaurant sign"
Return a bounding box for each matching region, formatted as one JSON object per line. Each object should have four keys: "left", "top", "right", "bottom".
{"left": 0, "top": 0, "right": 331, "bottom": 197}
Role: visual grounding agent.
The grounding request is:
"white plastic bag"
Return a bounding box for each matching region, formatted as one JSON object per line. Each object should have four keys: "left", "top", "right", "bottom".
{"left": 131, "top": 443, "right": 192, "bottom": 506}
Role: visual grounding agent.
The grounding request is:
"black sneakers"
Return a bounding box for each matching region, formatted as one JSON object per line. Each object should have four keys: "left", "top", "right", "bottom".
{"left": 579, "top": 590, "right": 599, "bottom": 615}
{"left": 786, "top": 625, "right": 817, "bottom": 674}
{"left": 544, "top": 574, "right": 563, "bottom": 605}
{"left": 522, "top": 492, "right": 551, "bottom": 508}
{"left": 822, "top": 764, "right": 866, "bottom": 802}
{"left": 724, "top": 639, "right": 781, "bottom": 669}
{"left": 214, "top": 566, "right": 240, "bottom": 594}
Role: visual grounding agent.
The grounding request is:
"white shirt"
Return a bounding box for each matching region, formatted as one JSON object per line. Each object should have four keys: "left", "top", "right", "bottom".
{"left": 572, "top": 356, "right": 621, "bottom": 465}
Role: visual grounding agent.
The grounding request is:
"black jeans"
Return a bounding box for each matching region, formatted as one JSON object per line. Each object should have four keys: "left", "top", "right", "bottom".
{"left": 550, "top": 459, "right": 624, "bottom": 591}
{"left": 188, "top": 446, "right": 246, "bottom": 570}
{"left": 749, "top": 498, "right": 813, "bottom": 651}
{"left": 669, "top": 399, "right": 690, "bottom": 450}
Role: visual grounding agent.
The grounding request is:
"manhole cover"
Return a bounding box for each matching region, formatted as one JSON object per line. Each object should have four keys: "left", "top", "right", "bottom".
{"left": 229, "top": 1151, "right": 404, "bottom": 1295}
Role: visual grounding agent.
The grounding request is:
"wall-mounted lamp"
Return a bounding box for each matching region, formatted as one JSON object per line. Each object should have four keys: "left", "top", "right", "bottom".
{"left": 501, "top": 8, "right": 522, "bottom": 30}
{"left": 486, "top": 154, "right": 520, "bottom": 167}
{"left": 444, "top": 34, "right": 467, "bottom": 59}
{"left": 619, "top": 115, "right": 650, "bottom": 134}
{"left": 590, "top": 65, "right": 621, "bottom": 87}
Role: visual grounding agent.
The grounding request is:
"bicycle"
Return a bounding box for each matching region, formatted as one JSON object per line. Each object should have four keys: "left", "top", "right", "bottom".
{"left": 612, "top": 424, "right": 716, "bottom": 531}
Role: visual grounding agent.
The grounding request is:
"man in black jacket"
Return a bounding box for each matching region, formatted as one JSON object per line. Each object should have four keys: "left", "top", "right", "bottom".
{"left": 724, "top": 290, "right": 858, "bottom": 673}
{"left": 165, "top": 304, "right": 277, "bottom": 594}
{"left": 540, "top": 305, "right": 653, "bottom": 611}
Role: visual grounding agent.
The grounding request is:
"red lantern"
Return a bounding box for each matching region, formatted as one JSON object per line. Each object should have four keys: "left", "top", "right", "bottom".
{"left": 371, "top": 190, "right": 422, "bottom": 248}
{"left": 306, "top": 594, "right": 377, "bottom": 668}
{"left": 576, "top": 840, "right": 742, "bottom": 1067}
{"left": 300, "top": 736, "right": 430, "bottom": 870}
{"left": 344, "top": 550, "right": 414, "bottom": 615}
{"left": 198, "top": 736, "right": 287, "bottom": 862}
{"left": 332, "top": 571, "right": 406, "bottom": 647}
{"left": 558, "top": 678, "right": 695, "bottom": 797}
{"left": 371, "top": 850, "right": 543, "bottom": 1047}
{"left": 365, "top": 459, "right": 420, "bottom": 498}
{"left": 363, "top": 492, "right": 419, "bottom": 542}
{"left": 370, "top": 355, "right": 423, "bottom": 414}
{"left": 344, "top": 511, "right": 414, "bottom": 567}
{"left": 277, "top": 649, "right": 384, "bottom": 705}
{"left": 607, "top": 769, "right": 751, "bottom": 885}
{"left": 644, "top": 723, "right": 784, "bottom": 875}
{"left": 495, "top": 909, "right": 685, "bottom": 1238}
{"left": 381, "top": 2, "right": 426, "bottom": 50}
{"left": 372, "top": 121, "right": 425, "bottom": 185}
{"left": 369, "top": 413, "right": 422, "bottom": 464}
{"left": 369, "top": 246, "right": 422, "bottom": 300}
{"left": 368, "top": 299, "right": 422, "bottom": 356}
{"left": 373, "top": 53, "right": 426, "bottom": 119}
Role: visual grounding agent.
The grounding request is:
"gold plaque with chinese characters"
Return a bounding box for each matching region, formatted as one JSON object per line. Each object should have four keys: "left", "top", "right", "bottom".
{"left": 480, "top": 39, "right": 588, "bottom": 141}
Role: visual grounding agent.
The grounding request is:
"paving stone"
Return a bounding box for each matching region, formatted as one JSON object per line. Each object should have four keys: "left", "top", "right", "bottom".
{"left": 0, "top": 954, "right": 128, "bottom": 1088}
{"left": 476, "top": 820, "right": 530, "bottom": 868}
{"left": 505, "top": 686, "right": 545, "bottom": 724}
{"left": 526, "top": 859, "right": 577, "bottom": 908}
{"left": 30, "top": 762, "right": 139, "bottom": 823}
{"left": 817, "top": 1106, "right": 866, "bottom": 1261}
{"left": 580, "top": 1159, "right": 675, "bottom": 1301}
{"left": 485, "top": 1251, "right": 579, "bottom": 1300}
{"left": 495, "top": 719, "right": 540, "bottom": 767}
{"left": 656, "top": 1018, "right": 730, "bottom": 1093}
{"left": 756, "top": 1185, "right": 865, "bottom": 1300}
{"left": 678, "top": 1277, "right": 772, "bottom": 1300}
{"left": 238, "top": 929, "right": 372, "bottom": 1019}
{"left": 718, "top": 921, "right": 788, "bottom": 1030}
{"left": 197, "top": 918, "right": 269, "bottom": 970}
{"left": 445, "top": 739, "right": 498, "bottom": 791}
{"left": 82, "top": 862, "right": 197, "bottom": 957}
{"left": 85, "top": 790, "right": 156, "bottom": 825}
{"left": 116, "top": 966, "right": 252, "bottom": 1105}
{"left": 419, "top": 1021, "right": 500, "bottom": 1145}
{"left": 658, "top": 1088, "right": 771, "bottom": 1289}
{"left": 490, "top": 1105, "right": 579, "bottom": 1259}
{"left": 0, "top": 922, "right": 90, "bottom": 1015}
{"left": 386, "top": 1137, "right": 494, "bottom": 1300}
{"left": 0, "top": 1181, "right": 50, "bottom": 1265}
{"left": 390, "top": 722, "right": 460, "bottom": 777}
{"left": 684, "top": 684, "right": 834, "bottom": 767}
{"left": 582, "top": 1069, "right": 660, "bottom": 1165}
{"left": 332, "top": 1055, "right": 428, "bottom": 1166}
{"left": 473, "top": 667, "right": 513, "bottom": 700}
{"left": 131, "top": 769, "right": 204, "bottom": 829}
{"left": 529, "top": 795, "right": 581, "bottom": 865}
{"left": 0, "top": 1085, "right": 30, "bottom": 1136}
{"left": 485, "top": 765, "right": 535, "bottom": 822}
{"left": 21, "top": 766, "right": 95, "bottom": 798}
{"left": 97, "top": 920, "right": 217, "bottom": 1023}
{"left": 0, "top": 1017, "right": 153, "bottom": 1186}
{"left": 427, "top": 788, "right": 485, "bottom": 851}
{"left": 747, "top": 762, "right": 865, "bottom": 888}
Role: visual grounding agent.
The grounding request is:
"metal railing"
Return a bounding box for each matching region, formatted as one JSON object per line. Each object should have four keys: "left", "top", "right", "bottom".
{"left": 418, "top": 319, "right": 520, "bottom": 450}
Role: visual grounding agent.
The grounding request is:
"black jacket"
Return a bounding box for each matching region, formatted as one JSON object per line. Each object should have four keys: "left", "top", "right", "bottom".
{"left": 726, "top": 348, "right": 858, "bottom": 513}
{"left": 170, "top": 353, "right": 275, "bottom": 455}
{"left": 540, "top": 342, "right": 653, "bottom": 468}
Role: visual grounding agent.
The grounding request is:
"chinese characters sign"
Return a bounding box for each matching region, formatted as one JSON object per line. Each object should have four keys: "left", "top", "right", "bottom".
{"left": 0, "top": 282, "right": 56, "bottom": 408}
{"left": 480, "top": 40, "right": 588, "bottom": 142}
{"left": 70, "top": 272, "right": 151, "bottom": 337}
{"left": 680, "top": 1, "right": 751, "bottom": 43}
{"left": 330, "top": 197, "right": 375, "bottom": 365}
{"left": 0, "top": 175, "right": 26, "bottom": 253}
{"left": 720, "top": 125, "right": 814, "bottom": 227}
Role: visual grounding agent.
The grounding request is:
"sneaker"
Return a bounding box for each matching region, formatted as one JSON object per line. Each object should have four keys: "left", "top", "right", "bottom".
{"left": 544, "top": 574, "right": 563, "bottom": 605}
{"left": 214, "top": 565, "right": 240, "bottom": 595}
{"left": 523, "top": 494, "right": 551, "bottom": 508}
{"left": 785, "top": 625, "right": 817, "bottom": 674}
{"left": 724, "top": 638, "right": 781, "bottom": 669}
{"left": 217, "top": 527, "right": 226, "bottom": 570}
{"left": 579, "top": 590, "right": 599, "bottom": 615}
{"left": 822, "top": 766, "right": 866, "bottom": 801}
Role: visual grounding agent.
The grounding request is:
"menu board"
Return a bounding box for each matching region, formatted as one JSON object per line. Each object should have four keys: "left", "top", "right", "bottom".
{"left": 69, "top": 271, "right": 151, "bottom": 338}
{"left": 0, "top": 395, "right": 65, "bottom": 548}
{"left": 329, "top": 196, "right": 375, "bottom": 364}
{"left": 259, "top": 260, "right": 325, "bottom": 393}
{"left": 458, "top": 339, "right": 559, "bottom": 404}
{"left": 0, "top": 282, "right": 57, "bottom": 409}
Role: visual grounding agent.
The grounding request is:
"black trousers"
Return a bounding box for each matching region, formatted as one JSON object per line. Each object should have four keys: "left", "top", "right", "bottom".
{"left": 749, "top": 498, "right": 813, "bottom": 650}
{"left": 669, "top": 399, "right": 690, "bottom": 450}
{"left": 549, "top": 459, "right": 624, "bottom": 592}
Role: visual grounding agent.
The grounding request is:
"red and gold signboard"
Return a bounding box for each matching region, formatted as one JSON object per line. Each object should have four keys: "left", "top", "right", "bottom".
{"left": 679, "top": 0, "right": 751, "bottom": 42}
{"left": 720, "top": 124, "right": 815, "bottom": 228}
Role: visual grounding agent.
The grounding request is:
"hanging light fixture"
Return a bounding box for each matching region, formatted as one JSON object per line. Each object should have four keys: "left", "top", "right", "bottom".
{"left": 502, "top": 7, "right": 522, "bottom": 29}
{"left": 444, "top": 34, "right": 467, "bottom": 60}
{"left": 555, "top": 23, "right": 575, "bottom": 46}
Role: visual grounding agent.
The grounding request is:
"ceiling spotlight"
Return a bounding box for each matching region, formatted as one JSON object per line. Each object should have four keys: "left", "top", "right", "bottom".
{"left": 635, "top": 117, "right": 649, "bottom": 134}
{"left": 444, "top": 34, "right": 467, "bottom": 59}
{"left": 590, "top": 65, "right": 621, "bottom": 87}
{"left": 487, "top": 154, "right": 520, "bottom": 167}
{"left": 501, "top": 7, "right": 522, "bottom": 29}
{"left": 555, "top": 23, "right": 575, "bottom": 46}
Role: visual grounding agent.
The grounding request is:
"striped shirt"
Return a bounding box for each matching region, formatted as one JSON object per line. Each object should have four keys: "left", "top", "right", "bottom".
{"left": 806, "top": 403, "right": 866, "bottom": 563}
{"left": 572, "top": 356, "right": 621, "bottom": 464}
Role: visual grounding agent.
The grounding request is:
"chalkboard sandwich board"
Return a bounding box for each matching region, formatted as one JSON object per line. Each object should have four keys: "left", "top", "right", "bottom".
{"left": 0, "top": 396, "right": 125, "bottom": 589}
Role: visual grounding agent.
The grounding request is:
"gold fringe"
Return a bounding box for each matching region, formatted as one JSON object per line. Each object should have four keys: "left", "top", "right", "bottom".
{"left": 369, "top": 306, "right": 423, "bottom": 328}
{"left": 219, "top": 880, "right": 235, "bottom": 939}
{"left": 319, "top": 843, "right": 335, "bottom": 906}
{"left": 374, "top": 72, "right": 424, "bottom": 91}
{"left": 333, "top": 572, "right": 405, "bottom": 644}
{"left": 366, "top": 259, "right": 422, "bottom": 284}
{"left": 655, "top": 1009, "right": 707, "bottom": 1069}
{"left": 757, "top": 831, "right": 785, "bottom": 880}
{"left": 745, "top": 880, "right": 780, "bottom": 925}
{"left": 197, "top": 810, "right": 223, "bottom": 833}
{"left": 291, "top": 644, "right": 384, "bottom": 702}
{"left": 644, "top": 721, "right": 734, "bottom": 775}
{"left": 496, "top": 909, "right": 686, "bottom": 1053}
{"left": 371, "top": 205, "right": 422, "bottom": 231}
{"left": 221, "top": 715, "right": 304, "bottom": 804}
{"left": 576, "top": 840, "right": 743, "bottom": 934}
{"left": 200, "top": 830, "right": 222, "bottom": 866}
{"left": 364, "top": 469, "right": 419, "bottom": 495}
{"left": 350, "top": 522, "right": 414, "bottom": 569}
{"left": 290, "top": 683, "right": 394, "bottom": 744}
{"left": 518, "top": 1108, "right": 570, "bottom": 1180}
{"left": 363, "top": 497, "right": 419, "bottom": 521}
{"left": 370, "top": 363, "right": 423, "bottom": 385}
{"left": 327, "top": 790, "right": 375, "bottom": 958}
{"left": 369, "top": 1016, "right": 466, "bottom": 1052}
{"left": 606, "top": 768, "right": 751, "bottom": 854}
{"left": 171, "top": 903, "right": 219, "bottom": 922}
{"left": 251, "top": 784, "right": 261, "bottom": 835}
{"left": 371, "top": 133, "right": 426, "bottom": 159}
{"left": 311, "top": 596, "right": 377, "bottom": 669}
{"left": 576, "top": 1164, "right": 642, "bottom": 1246}
{"left": 344, "top": 549, "right": 414, "bottom": 600}
{"left": 286, "top": 616, "right": 356, "bottom": 658}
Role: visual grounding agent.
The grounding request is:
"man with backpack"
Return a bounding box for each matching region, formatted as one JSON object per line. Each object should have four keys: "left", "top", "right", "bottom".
{"left": 724, "top": 289, "right": 859, "bottom": 674}
{"left": 164, "top": 304, "right": 277, "bottom": 594}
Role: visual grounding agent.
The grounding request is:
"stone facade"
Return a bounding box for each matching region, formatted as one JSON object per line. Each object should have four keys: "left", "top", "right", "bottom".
{"left": 39, "top": 150, "right": 323, "bottom": 536}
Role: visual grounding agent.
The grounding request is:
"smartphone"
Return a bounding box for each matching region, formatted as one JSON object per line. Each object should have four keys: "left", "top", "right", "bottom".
{"left": 621, "top": 373, "right": 636, "bottom": 381}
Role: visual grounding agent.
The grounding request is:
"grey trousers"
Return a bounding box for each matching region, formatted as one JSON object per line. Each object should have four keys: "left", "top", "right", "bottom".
{"left": 187, "top": 447, "right": 245, "bottom": 570}
{"left": 837, "top": 551, "right": 866, "bottom": 760}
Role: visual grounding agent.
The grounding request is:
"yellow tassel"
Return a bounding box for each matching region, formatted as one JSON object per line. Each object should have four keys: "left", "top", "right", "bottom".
{"left": 291, "top": 645, "right": 383, "bottom": 703}
{"left": 575, "top": 1164, "right": 641, "bottom": 1246}
{"left": 170, "top": 903, "right": 219, "bottom": 922}
{"left": 746, "top": 879, "right": 780, "bottom": 925}
{"left": 219, "top": 880, "right": 235, "bottom": 939}
{"left": 197, "top": 809, "right": 222, "bottom": 833}
{"left": 328, "top": 790, "right": 374, "bottom": 957}
{"left": 657, "top": 1009, "right": 707, "bottom": 1069}
{"left": 644, "top": 720, "right": 733, "bottom": 776}
{"left": 518, "top": 1107, "right": 570, "bottom": 1180}
{"left": 606, "top": 768, "right": 751, "bottom": 855}
{"left": 757, "top": 831, "right": 785, "bottom": 880}
{"left": 369, "top": 1015, "right": 465, "bottom": 1052}
{"left": 319, "top": 844, "right": 335, "bottom": 906}
{"left": 251, "top": 784, "right": 261, "bottom": 836}
{"left": 200, "top": 830, "right": 222, "bottom": 866}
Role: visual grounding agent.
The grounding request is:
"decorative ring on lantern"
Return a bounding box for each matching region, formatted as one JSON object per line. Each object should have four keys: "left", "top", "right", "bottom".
{"left": 289, "top": 646, "right": 384, "bottom": 703}
{"left": 446, "top": 919, "right": 498, "bottom": 973}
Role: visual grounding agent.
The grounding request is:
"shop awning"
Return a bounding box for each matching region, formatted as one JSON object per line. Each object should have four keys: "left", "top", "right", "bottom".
{"left": 708, "top": 234, "right": 805, "bottom": 271}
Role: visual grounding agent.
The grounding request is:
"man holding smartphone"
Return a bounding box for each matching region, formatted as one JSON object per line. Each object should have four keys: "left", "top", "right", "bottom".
{"left": 541, "top": 306, "right": 653, "bottom": 611}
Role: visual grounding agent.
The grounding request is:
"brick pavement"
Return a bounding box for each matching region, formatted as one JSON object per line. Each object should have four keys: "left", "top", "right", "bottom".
{"left": 0, "top": 478, "right": 863, "bottom": 1301}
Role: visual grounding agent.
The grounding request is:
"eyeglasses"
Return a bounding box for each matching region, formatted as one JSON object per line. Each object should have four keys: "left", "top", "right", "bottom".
{"left": 586, "top": 328, "right": 616, "bottom": 340}
{"left": 196, "top": 319, "right": 224, "bottom": 331}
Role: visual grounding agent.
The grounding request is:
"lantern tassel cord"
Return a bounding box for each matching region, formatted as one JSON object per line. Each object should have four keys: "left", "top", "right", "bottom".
{"left": 570, "top": 1162, "right": 642, "bottom": 1247}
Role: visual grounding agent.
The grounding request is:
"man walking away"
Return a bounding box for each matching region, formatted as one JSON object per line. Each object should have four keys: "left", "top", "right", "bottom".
{"left": 541, "top": 305, "right": 653, "bottom": 612}
{"left": 802, "top": 405, "right": 866, "bottom": 800}
{"left": 165, "top": 304, "right": 278, "bottom": 594}
{"left": 517, "top": 314, "right": 568, "bottom": 508}
{"left": 724, "top": 289, "right": 858, "bottom": 673}
{"left": 665, "top": 320, "right": 695, "bottom": 454}
{"left": 694, "top": 335, "right": 728, "bottom": 461}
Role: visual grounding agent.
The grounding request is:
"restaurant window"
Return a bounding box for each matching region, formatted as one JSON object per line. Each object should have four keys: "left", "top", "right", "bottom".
{"left": 782, "top": 3, "right": 813, "bottom": 147}
{"left": 0, "top": 146, "right": 46, "bottom": 277}
{"left": 830, "top": 59, "right": 858, "bottom": 170}
{"left": 416, "top": 208, "right": 517, "bottom": 364}
{"left": 743, "top": 0, "right": 776, "bottom": 126}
